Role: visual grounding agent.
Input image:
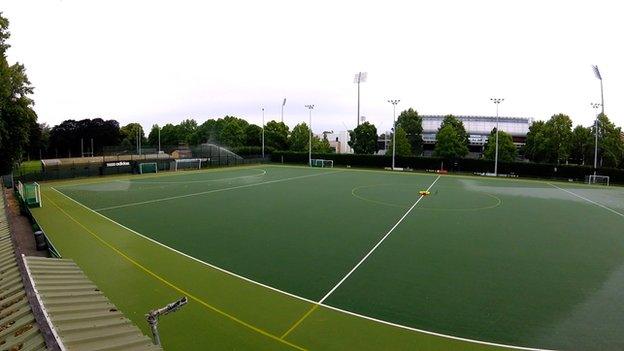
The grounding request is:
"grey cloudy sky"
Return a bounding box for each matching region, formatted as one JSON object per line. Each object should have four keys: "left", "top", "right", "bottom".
{"left": 2, "top": 0, "right": 622, "bottom": 134}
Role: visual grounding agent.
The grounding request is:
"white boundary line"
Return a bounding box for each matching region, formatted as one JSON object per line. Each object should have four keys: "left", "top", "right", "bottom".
{"left": 548, "top": 183, "right": 624, "bottom": 218}
{"left": 318, "top": 175, "right": 440, "bottom": 304}
{"left": 94, "top": 170, "right": 340, "bottom": 211}
{"left": 49, "top": 178, "right": 553, "bottom": 351}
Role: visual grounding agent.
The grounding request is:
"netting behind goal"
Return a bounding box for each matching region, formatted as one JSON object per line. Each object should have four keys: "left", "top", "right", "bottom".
{"left": 310, "top": 159, "right": 334, "bottom": 168}
{"left": 585, "top": 174, "right": 610, "bottom": 186}
{"left": 172, "top": 158, "right": 206, "bottom": 171}
{"left": 139, "top": 162, "right": 158, "bottom": 174}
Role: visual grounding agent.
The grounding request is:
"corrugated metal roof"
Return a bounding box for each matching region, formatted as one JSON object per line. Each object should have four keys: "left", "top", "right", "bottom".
{"left": 23, "top": 257, "right": 162, "bottom": 351}
{"left": 0, "top": 195, "right": 49, "bottom": 351}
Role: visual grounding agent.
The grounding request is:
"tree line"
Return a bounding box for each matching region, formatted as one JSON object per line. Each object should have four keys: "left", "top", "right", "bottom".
{"left": 26, "top": 115, "right": 334, "bottom": 159}
{"left": 348, "top": 109, "right": 623, "bottom": 168}
{"left": 348, "top": 109, "right": 519, "bottom": 162}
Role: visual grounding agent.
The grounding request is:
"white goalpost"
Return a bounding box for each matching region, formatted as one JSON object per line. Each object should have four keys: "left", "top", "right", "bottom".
{"left": 172, "top": 158, "right": 205, "bottom": 171}
{"left": 585, "top": 174, "right": 610, "bottom": 186}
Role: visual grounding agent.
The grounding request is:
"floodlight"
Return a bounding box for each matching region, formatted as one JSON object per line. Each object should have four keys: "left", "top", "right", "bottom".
{"left": 592, "top": 65, "right": 602, "bottom": 80}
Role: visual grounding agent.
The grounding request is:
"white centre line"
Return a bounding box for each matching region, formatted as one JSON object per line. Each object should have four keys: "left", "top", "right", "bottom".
{"left": 548, "top": 182, "right": 624, "bottom": 218}
{"left": 318, "top": 175, "right": 441, "bottom": 304}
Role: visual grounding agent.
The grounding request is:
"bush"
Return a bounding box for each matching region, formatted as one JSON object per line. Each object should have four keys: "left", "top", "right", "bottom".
{"left": 271, "top": 151, "right": 624, "bottom": 184}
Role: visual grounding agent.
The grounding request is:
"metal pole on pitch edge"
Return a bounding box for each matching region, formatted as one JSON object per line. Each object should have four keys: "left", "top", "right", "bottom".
{"left": 261, "top": 107, "right": 265, "bottom": 159}
{"left": 305, "top": 104, "right": 315, "bottom": 166}
{"left": 490, "top": 98, "right": 504, "bottom": 176}
{"left": 387, "top": 99, "right": 400, "bottom": 170}
{"left": 591, "top": 102, "right": 601, "bottom": 175}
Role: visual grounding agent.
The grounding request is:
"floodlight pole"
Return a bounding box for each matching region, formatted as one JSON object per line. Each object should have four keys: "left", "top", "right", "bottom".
{"left": 388, "top": 99, "right": 400, "bottom": 170}
{"left": 305, "top": 104, "right": 315, "bottom": 166}
{"left": 354, "top": 72, "right": 367, "bottom": 126}
{"left": 139, "top": 126, "right": 142, "bottom": 156}
{"left": 158, "top": 125, "right": 161, "bottom": 154}
{"left": 490, "top": 98, "right": 504, "bottom": 176}
{"left": 281, "top": 98, "right": 287, "bottom": 123}
{"left": 592, "top": 65, "right": 605, "bottom": 115}
{"left": 591, "top": 102, "right": 601, "bottom": 174}
{"left": 261, "top": 107, "right": 265, "bottom": 158}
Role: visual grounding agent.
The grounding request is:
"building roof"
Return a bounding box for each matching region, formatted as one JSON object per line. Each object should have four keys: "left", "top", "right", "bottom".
{"left": 421, "top": 115, "right": 533, "bottom": 123}
{"left": 23, "top": 256, "right": 161, "bottom": 351}
{"left": 0, "top": 196, "right": 49, "bottom": 351}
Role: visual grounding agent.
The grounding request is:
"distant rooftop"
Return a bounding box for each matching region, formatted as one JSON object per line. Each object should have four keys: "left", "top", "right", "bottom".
{"left": 421, "top": 115, "right": 533, "bottom": 123}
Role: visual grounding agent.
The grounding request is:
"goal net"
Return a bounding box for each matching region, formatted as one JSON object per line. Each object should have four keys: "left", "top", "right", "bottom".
{"left": 310, "top": 159, "right": 333, "bottom": 168}
{"left": 585, "top": 174, "right": 610, "bottom": 186}
{"left": 139, "top": 162, "right": 158, "bottom": 174}
{"left": 17, "top": 181, "right": 42, "bottom": 207}
{"left": 172, "top": 158, "right": 206, "bottom": 171}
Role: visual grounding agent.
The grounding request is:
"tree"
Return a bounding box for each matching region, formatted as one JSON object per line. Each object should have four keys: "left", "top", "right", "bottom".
{"left": 0, "top": 13, "right": 38, "bottom": 172}
{"left": 219, "top": 117, "right": 248, "bottom": 147}
{"left": 48, "top": 118, "right": 120, "bottom": 157}
{"left": 386, "top": 126, "right": 411, "bottom": 157}
{"left": 289, "top": 123, "right": 311, "bottom": 151}
{"left": 313, "top": 134, "right": 333, "bottom": 153}
{"left": 244, "top": 124, "right": 262, "bottom": 146}
{"left": 542, "top": 113, "right": 573, "bottom": 164}
{"left": 439, "top": 115, "right": 469, "bottom": 145}
{"left": 593, "top": 113, "right": 624, "bottom": 168}
{"left": 523, "top": 120, "right": 547, "bottom": 162}
{"left": 264, "top": 121, "right": 289, "bottom": 150}
{"left": 569, "top": 125, "right": 593, "bottom": 165}
{"left": 25, "top": 119, "right": 43, "bottom": 160}
{"left": 158, "top": 123, "right": 180, "bottom": 146}
{"left": 434, "top": 124, "right": 469, "bottom": 159}
{"left": 120, "top": 123, "right": 146, "bottom": 149}
{"left": 348, "top": 122, "right": 378, "bottom": 154}
{"left": 396, "top": 108, "right": 423, "bottom": 155}
{"left": 147, "top": 124, "right": 160, "bottom": 147}
{"left": 483, "top": 129, "right": 517, "bottom": 162}
{"left": 434, "top": 115, "right": 468, "bottom": 159}
{"left": 177, "top": 119, "right": 198, "bottom": 144}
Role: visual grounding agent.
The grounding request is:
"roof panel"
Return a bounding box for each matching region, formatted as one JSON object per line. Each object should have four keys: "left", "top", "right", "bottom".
{"left": 24, "top": 257, "right": 162, "bottom": 351}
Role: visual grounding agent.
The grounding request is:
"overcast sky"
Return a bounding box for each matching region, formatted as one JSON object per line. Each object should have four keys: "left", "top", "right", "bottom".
{"left": 2, "top": 0, "right": 622, "bottom": 134}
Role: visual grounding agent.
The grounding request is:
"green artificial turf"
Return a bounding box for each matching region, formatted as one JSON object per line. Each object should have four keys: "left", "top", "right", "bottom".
{"left": 31, "top": 165, "right": 624, "bottom": 350}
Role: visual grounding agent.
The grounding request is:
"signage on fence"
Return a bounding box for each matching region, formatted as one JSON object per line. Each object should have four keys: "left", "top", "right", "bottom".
{"left": 106, "top": 161, "right": 130, "bottom": 167}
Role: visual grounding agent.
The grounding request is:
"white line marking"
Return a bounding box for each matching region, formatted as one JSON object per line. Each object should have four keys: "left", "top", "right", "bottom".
{"left": 94, "top": 170, "right": 341, "bottom": 211}
{"left": 317, "top": 175, "right": 441, "bottom": 304}
{"left": 49, "top": 176, "right": 553, "bottom": 351}
{"left": 548, "top": 183, "right": 624, "bottom": 218}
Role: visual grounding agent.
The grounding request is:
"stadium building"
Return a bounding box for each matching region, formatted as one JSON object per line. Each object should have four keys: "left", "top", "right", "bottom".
{"left": 421, "top": 115, "right": 532, "bottom": 157}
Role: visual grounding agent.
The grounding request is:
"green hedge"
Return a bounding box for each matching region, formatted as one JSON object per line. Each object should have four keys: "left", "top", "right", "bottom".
{"left": 271, "top": 151, "right": 624, "bottom": 184}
